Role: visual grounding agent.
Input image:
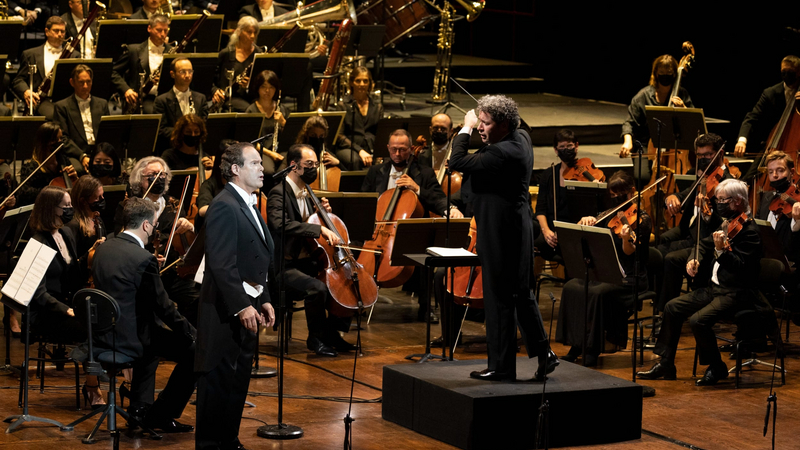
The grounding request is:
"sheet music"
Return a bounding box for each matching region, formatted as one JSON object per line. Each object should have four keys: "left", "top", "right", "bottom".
{"left": 1, "top": 239, "right": 57, "bottom": 307}
{"left": 426, "top": 247, "right": 476, "bottom": 257}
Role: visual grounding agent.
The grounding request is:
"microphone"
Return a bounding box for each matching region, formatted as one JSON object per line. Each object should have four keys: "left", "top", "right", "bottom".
{"left": 271, "top": 162, "right": 296, "bottom": 180}
{"left": 250, "top": 133, "right": 274, "bottom": 146}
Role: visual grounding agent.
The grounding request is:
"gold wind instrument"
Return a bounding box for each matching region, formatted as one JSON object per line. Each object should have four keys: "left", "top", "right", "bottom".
{"left": 155, "top": 0, "right": 174, "bottom": 16}
{"left": 272, "top": 90, "right": 281, "bottom": 151}
{"left": 431, "top": 3, "right": 454, "bottom": 103}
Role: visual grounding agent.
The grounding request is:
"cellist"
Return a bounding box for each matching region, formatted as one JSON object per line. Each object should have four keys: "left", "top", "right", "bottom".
{"left": 266, "top": 144, "right": 357, "bottom": 357}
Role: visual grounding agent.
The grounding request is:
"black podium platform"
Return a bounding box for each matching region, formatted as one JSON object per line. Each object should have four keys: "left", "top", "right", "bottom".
{"left": 383, "top": 358, "right": 642, "bottom": 449}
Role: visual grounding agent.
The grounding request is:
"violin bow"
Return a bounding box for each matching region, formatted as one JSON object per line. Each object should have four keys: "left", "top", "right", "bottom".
{"left": 160, "top": 176, "right": 192, "bottom": 274}
{"left": 142, "top": 169, "right": 164, "bottom": 198}
{"left": 679, "top": 142, "right": 726, "bottom": 210}
{"left": 595, "top": 175, "right": 667, "bottom": 223}
{"left": 0, "top": 139, "right": 68, "bottom": 210}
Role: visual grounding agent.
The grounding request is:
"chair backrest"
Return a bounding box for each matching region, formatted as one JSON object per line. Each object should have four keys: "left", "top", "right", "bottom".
{"left": 758, "top": 258, "right": 784, "bottom": 288}
{"left": 72, "top": 288, "right": 120, "bottom": 342}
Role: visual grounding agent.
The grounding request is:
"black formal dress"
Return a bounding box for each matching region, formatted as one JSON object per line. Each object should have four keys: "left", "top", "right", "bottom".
{"left": 336, "top": 96, "right": 383, "bottom": 170}
{"left": 111, "top": 39, "right": 174, "bottom": 114}
{"left": 211, "top": 45, "right": 265, "bottom": 112}
{"left": 195, "top": 182, "right": 274, "bottom": 450}
{"left": 53, "top": 95, "right": 110, "bottom": 161}
{"left": 153, "top": 88, "right": 209, "bottom": 154}
{"left": 92, "top": 232, "right": 196, "bottom": 422}
{"left": 64, "top": 215, "right": 107, "bottom": 273}
{"left": 361, "top": 159, "right": 450, "bottom": 217}
{"left": 449, "top": 129, "right": 548, "bottom": 378}
{"left": 12, "top": 43, "right": 78, "bottom": 119}
{"left": 533, "top": 162, "right": 573, "bottom": 261}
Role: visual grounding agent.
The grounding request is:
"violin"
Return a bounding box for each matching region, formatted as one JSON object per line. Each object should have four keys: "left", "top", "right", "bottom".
{"left": 305, "top": 185, "right": 378, "bottom": 317}
{"left": 562, "top": 158, "right": 605, "bottom": 182}
{"left": 768, "top": 175, "right": 800, "bottom": 217}
{"left": 607, "top": 203, "right": 639, "bottom": 241}
{"left": 719, "top": 213, "right": 749, "bottom": 252}
{"left": 160, "top": 177, "right": 197, "bottom": 276}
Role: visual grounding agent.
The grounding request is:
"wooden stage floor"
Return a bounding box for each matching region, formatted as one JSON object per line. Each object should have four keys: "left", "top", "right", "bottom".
{"left": 0, "top": 281, "right": 797, "bottom": 450}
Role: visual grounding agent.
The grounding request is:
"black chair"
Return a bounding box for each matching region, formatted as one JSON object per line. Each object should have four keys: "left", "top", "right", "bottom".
{"left": 61, "top": 289, "right": 162, "bottom": 448}
{"left": 28, "top": 332, "right": 81, "bottom": 411}
{"left": 628, "top": 247, "right": 662, "bottom": 365}
{"left": 535, "top": 251, "right": 569, "bottom": 306}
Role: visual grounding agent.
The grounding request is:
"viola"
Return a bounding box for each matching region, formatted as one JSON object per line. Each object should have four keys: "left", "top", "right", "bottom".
{"left": 768, "top": 176, "right": 800, "bottom": 217}
{"left": 305, "top": 185, "right": 378, "bottom": 317}
{"left": 607, "top": 203, "right": 639, "bottom": 241}
{"left": 562, "top": 158, "right": 605, "bottom": 182}
{"left": 449, "top": 218, "right": 483, "bottom": 308}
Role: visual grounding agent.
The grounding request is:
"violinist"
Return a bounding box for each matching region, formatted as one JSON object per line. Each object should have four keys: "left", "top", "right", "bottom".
{"left": 534, "top": 129, "right": 587, "bottom": 261}
{"left": 17, "top": 122, "right": 79, "bottom": 207}
{"left": 657, "top": 133, "right": 734, "bottom": 311}
{"left": 734, "top": 56, "right": 800, "bottom": 159}
{"left": 619, "top": 54, "right": 694, "bottom": 183}
{"left": 64, "top": 175, "right": 107, "bottom": 267}
{"left": 154, "top": 58, "right": 209, "bottom": 155}
{"left": 267, "top": 144, "right": 356, "bottom": 357}
{"left": 161, "top": 113, "right": 209, "bottom": 199}
{"left": 556, "top": 171, "right": 651, "bottom": 366}
{"left": 639, "top": 179, "right": 766, "bottom": 386}
{"left": 87, "top": 142, "right": 124, "bottom": 186}
{"left": 757, "top": 151, "right": 800, "bottom": 258}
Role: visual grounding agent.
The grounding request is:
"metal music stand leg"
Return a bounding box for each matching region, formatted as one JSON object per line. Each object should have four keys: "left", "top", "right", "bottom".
{"left": 405, "top": 266, "right": 446, "bottom": 363}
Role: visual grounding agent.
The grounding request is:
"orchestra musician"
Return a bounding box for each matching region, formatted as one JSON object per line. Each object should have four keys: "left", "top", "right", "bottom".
{"left": 195, "top": 139, "right": 235, "bottom": 232}
{"left": 87, "top": 142, "right": 124, "bottom": 185}
{"left": 92, "top": 197, "right": 197, "bottom": 432}
{"left": 245, "top": 70, "right": 287, "bottom": 178}
{"left": 418, "top": 113, "right": 454, "bottom": 170}
{"left": 12, "top": 16, "right": 78, "bottom": 120}
{"left": 8, "top": 0, "right": 51, "bottom": 28}
{"left": 64, "top": 175, "right": 107, "bottom": 266}
{"left": 756, "top": 151, "right": 800, "bottom": 257}
{"left": 336, "top": 67, "right": 383, "bottom": 170}
{"left": 61, "top": 0, "right": 97, "bottom": 59}
{"left": 239, "top": 0, "right": 289, "bottom": 22}
{"left": 619, "top": 54, "right": 694, "bottom": 183}
{"left": 161, "top": 113, "right": 208, "bottom": 199}
{"left": 450, "top": 95, "right": 556, "bottom": 381}
{"left": 53, "top": 64, "right": 109, "bottom": 173}
{"left": 111, "top": 14, "right": 172, "bottom": 114}
{"left": 734, "top": 56, "right": 800, "bottom": 159}
{"left": 129, "top": 0, "right": 162, "bottom": 20}
{"left": 556, "top": 171, "right": 651, "bottom": 366}
{"left": 28, "top": 185, "right": 105, "bottom": 409}
{"left": 154, "top": 57, "right": 209, "bottom": 155}
{"left": 638, "top": 179, "right": 767, "bottom": 386}
{"left": 267, "top": 143, "right": 357, "bottom": 357}
{"left": 295, "top": 115, "right": 342, "bottom": 173}
{"left": 195, "top": 142, "right": 276, "bottom": 450}
{"left": 17, "top": 122, "right": 79, "bottom": 207}
{"left": 211, "top": 16, "right": 264, "bottom": 113}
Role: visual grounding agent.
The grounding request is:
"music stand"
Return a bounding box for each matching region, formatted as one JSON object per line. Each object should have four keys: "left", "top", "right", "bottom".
{"left": 96, "top": 114, "right": 161, "bottom": 161}
{"left": 0, "top": 55, "right": 6, "bottom": 96}
{"left": 156, "top": 53, "right": 218, "bottom": 97}
{"left": 0, "top": 117, "right": 46, "bottom": 180}
{"left": 94, "top": 19, "right": 150, "bottom": 59}
{"left": 343, "top": 25, "right": 385, "bottom": 60}
{"left": 563, "top": 180, "right": 607, "bottom": 220}
{"left": 554, "top": 221, "right": 625, "bottom": 368}
{"left": 0, "top": 204, "right": 33, "bottom": 377}
{"left": 204, "top": 113, "right": 265, "bottom": 159}
{"left": 0, "top": 21, "right": 24, "bottom": 62}
{"left": 310, "top": 192, "right": 378, "bottom": 244}
{"left": 250, "top": 53, "right": 311, "bottom": 101}
{"left": 391, "top": 218, "right": 472, "bottom": 362}
{"left": 168, "top": 14, "right": 224, "bottom": 53}
{"left": 48, "top": 58, "right": 114, "bottom": 102}
{"left": 337, "top": 169, "right": 368, "bottom": 192}
{"left": 373, "top": 117, "right": 431, "bottom": 160}
{"left": 754, "top": 219, "right": 793, "bottom": 274}
{"left": 257, "top": 25, "right": 309, "bottom": 53}
{"left": 277, "top": 111, "right": 345, "bottom": 155}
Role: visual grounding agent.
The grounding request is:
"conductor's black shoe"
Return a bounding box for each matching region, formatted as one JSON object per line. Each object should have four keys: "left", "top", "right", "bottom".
{"left": 636, "top": 361, "right": 677, "bottom": 380}
{"left": 533, "top": 350, "right": 560, "bottom": 381}
{"left": 695, "top": 363, "right": 728, "bottom": 386}
{"left": 145, "top": 418, "right": 194, "bottom": 433}
{"left": 307, "top": 337, "right": 338, "bottom": 357}
{"left": 469, "top": 368, "right": 515, "bottom": 381}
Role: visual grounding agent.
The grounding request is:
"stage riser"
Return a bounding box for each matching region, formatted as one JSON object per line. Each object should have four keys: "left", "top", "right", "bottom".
{"left": 383, "top": 359, "right": 642, "bottom": 449}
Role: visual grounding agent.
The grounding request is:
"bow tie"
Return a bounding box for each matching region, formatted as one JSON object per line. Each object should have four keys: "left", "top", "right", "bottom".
{"left": 48, "top": 46, "right": 62, "bottom": 55}
{"left": 296, "top": 190, "right": 309, "bottom": 200}
{"left": 390, "top": 171, "right": 403, "bottom": 180}
{"left": 248, "top": 194, "right": 258, "bottom": 207}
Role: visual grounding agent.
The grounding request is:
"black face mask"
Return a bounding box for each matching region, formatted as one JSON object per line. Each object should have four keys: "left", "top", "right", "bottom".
{"left": 557, "top": 148, "right": 577, "bottom": 165}
{"left": 431, "top": 130, "right": 449, "bottom": 146}
{"left": 697, "top": 158, "right": 712, "bottom": 172}
{"left": 91, "top": 163, "right": 114, "bottom": 178}
{"left": 308, "top": 136, "right": 324, "bottom": 153}
{"left": 658, "top": 74, "right": 675, "bottom": 87}
{"left": 770, "top": 177, "right": 791, "bottom": 193}
{"left": 60, "top": 207, "right": 74, "bottom": 223}
{"left": 782, "top": 70, "right": 798, "bottom": 86}
{"left": 90, "top": 198, "right": 106, "bottom": 212}
{"left": 147, "top": 176, "right": 166, "bottom": 195}
{"left": 183, "top": 134, "right": 201, "bottom": 148}
{"left": 299, "top": 166, "right": 318, "bottom": 184}
{"left": 716, "top": 201, "right": 735, "bottom": 218}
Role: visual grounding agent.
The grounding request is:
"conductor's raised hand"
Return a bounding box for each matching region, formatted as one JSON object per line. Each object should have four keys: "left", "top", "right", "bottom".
{"left": 463, "top": 109, "right": 479, "bottom": 129}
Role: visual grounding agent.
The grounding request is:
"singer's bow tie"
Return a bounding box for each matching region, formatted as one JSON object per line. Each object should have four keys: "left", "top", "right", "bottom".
{"left": 248, "top": 194, "right": 258, "bottom": 207}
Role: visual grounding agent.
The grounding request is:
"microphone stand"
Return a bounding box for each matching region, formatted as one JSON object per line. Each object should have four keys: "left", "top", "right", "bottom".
{"left": 258, "top": 164, "right": 303, "bottom": 440}
{"left": 442, "top": 165, "right": 454, "bottom": 360}
{"left": 631, "top": 142, "right": 644, "bottom": 382}
{"left": 534, "top": 292, "right": 558, "bottom": 450}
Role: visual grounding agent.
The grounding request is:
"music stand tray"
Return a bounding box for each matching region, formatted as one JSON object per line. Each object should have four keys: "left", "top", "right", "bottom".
{"left": 94, "top": 19, "right": 150, "bottom": 59}
{"left": 278, "top": 111, "right": 346, "bottom": 155}
{"left": 156, "top": 53, "right": 218, "bottom": 97}
{"left": 309, "top": 191, "right": 378, "bottom": 244}
{"left": 204, "top": 113, "right": 265, "bottom": 159}
{"left": 0, "top": 117, "right": 46, "bottom": 162}
{"left": 644, "top": 106, "right": 708, "bottom": 150}
{"left": 257, "top": 25, "right": 309, "bottom": 53}
{"left": 337, "top": 169, "right": 369, "bottom": 192}
{"left": 97, "top": 114, "right": 162, "bottom": 160}
{"left": 48, "top": 58, "right": 114, "bottom": 102}
{"left": 554, "top": 221, "right": 624, "bottom": 285}
{"left": 168, "top": 14, "right": 224, "bottom": 53}
{"left": 563, "top": 180, "right": 607, "bottom": 220}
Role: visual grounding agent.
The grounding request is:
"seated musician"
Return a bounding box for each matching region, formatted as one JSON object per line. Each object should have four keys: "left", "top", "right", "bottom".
{"left": 9, "top": 1, "right": 51, "bottom": 29}
{"left": 239, "top": 0, "right": 289, "bottom": 21}
{"left": 619, "top": 54, "right": 694, "bottom": 183}
{"left": 65, "top": 175, "right": 108, "bottom": 267}
{"left": 556, "top": 171, "right": 651, "bottom": 366}
{"left": 93, "top": 197, "right": 197, "bottom": 432}
{"left": 161, "top": 113, "right": 210, "bottom": 199}
{"left": 54, "top": 64, "right": 109, "bottom": 173}
{"left": 418, "top": 113, "right": 454, "bottom": 170}
{"left": 28, "top": 185, "right": 105, "bottom": 409}
{"left": 17, "top": 122, "right": 80, "bottom": 207}
{"left": 211, "top": 17, "right": 265, "bottom": 113}
{"left": 757, "top": 151, "right": 800, "bottom": 253}
{"left": 534, "top": 128, "right": 593, "bottom": 261}
{"left": 111, "top": 14, "right": 172, "bottom": 114}
{"left": 196, "top": 139, "right": 235, "bottom": 232}
{"left": 87, "top": 142, "right": 124, "bottom": 185}
{"left": 267, "top": 144, "right": 356, "bottom": 357}
{"left": 639, "top": 179, "right": 768, "bottom": 385}
{"left": 335, "top": 67, "right": 384, "bottom": 170}
{"left": 129, "top": 0, "right": 161, "bottom": 19}
{"left": 61, "top": 0, "right": 97, "bottom": 59}
{"left": 12, "top": 16, "right": 78, "bottom": 120}
{"left": 116, "top": 156, "right": 199, "bottom": 325}
{"left": 657, "top": 133, "right": 735, "bottom": 312}
{"left": 245, "top": 70, "right": 288, "bottom": 178}
{"left": 154, "top": 57, "right": 209, "bottom": 155}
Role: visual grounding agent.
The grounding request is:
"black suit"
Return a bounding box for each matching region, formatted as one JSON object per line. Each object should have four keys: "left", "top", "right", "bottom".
{"left": 757, "top": 190, "right": 800, "bottom": 263}
{"left": 12, "top": 43, "right": 78, "bottom": 119}
{"left": 195, "top": 182, "right": 274, "bottom": 450}
{"left": 92, "top": 232, "right": 196, "bottom": 421}
{"left": 449, "top": 130, "right": 547, "bottom": 378}
{"left": 53, "top": 95, "right": 110, "bottom": 161}
{"left": 153, "top": 89, "right": 208, "bottom": 153}
{"left": 238, "top": 3, "right": 289, "bottom": 21}
{"left": 111, "top": 39, "right": 174, "bottom": 114}
{"left": 361, "top": 159, "right": 450, "bottom": 216}
{"left": 739, "top": 82, "right": 786, "bottom": 151}
{"left": 128, "top": 7, "right": 152, "bottom": 19}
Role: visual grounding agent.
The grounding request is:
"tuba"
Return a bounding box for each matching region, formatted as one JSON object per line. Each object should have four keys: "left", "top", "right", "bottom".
{"left": 455, "top": 0, "right": 484, "bottom": 22}
{"left": 261, "top": 0, "right": 356, "bottom": 26}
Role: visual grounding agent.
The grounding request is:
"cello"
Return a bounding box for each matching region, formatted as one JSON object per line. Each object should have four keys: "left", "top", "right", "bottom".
{"left": 448, "top": 218, "right": 483, "bottom": 308}
{"left": 305, "top": 185, "right": 378, "bottom": 317}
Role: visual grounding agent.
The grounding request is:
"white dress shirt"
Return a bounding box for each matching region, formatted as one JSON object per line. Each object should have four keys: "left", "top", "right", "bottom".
{"left": 286, "top": 177, "right": 310, "bottom": 221}
{"left": 71, "top": 13, "right": 94, "bottom": 58}
{"left": 173, "top": 86, "right": 191, "bottom": 116}
{"left": 43, "top": 41, "right": 62, "bottom": 77}
{"left": 259, "top": 5, "right": 275, "bottom": 22}
{"left": 147, "top": 39, "right": 165, "bottom": 96}
{"left": 75, "top": 94, "right": 96, "bottom": 144}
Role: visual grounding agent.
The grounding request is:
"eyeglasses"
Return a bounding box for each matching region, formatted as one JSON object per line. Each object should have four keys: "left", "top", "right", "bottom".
{"left": 697, "top": 153, "right": 715, "bottom": 160}
{"left": 388, "top": 147, "right": 409, "bottom": 154}
{"left": 716, "top": 196, "right": 733, "bottom": 204}
{"left": 302, "top": 161, "right": 320, "bottom": 169}
{"left": 176, "top": 69, "right": 194, "bottom": 75}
